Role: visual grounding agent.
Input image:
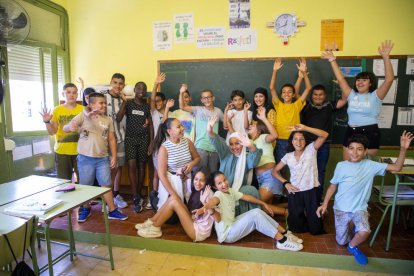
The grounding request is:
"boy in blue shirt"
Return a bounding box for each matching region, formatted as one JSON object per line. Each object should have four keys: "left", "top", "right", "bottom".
{"left": 317, "top": 131, "right": 413, "bottom": 265}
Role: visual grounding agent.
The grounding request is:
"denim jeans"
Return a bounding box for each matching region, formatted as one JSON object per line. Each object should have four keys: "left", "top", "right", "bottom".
{"left": 77, "top": 154, "right": 111, "bottom": 187}
{"left": 316, "top": 143, "right": 330, "bottom": 203}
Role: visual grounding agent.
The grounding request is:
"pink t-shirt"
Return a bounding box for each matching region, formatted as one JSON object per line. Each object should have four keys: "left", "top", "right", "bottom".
{"left": 193, "top": 189, "right": 216, "bottom": 242}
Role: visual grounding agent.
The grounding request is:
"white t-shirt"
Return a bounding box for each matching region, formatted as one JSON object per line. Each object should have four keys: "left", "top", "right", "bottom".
{"left": 226, "top": 109, "right": 252, "bottom": 141}
{"left": 281, "top": 142, "right": 319, "bottom": 191}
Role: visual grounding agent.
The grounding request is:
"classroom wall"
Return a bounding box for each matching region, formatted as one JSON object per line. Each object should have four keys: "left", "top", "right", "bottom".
{"left": 58, "top": 0, "right": 414, "bottom": 86}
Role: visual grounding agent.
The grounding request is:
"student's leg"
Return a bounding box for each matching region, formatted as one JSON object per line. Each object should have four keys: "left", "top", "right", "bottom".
{"left": 152, "top": 153, "right": 159, "bottom": 191}
{"left": 334, "top": 209, "right": 352, "bottom": 245}
{"left": 316, "top": 143, "right": 330, "bottom": 203}
{"left": 224, "top": 209, "right": 278, "bottom": 243}
{"left": 304, "top": 188, "right": 325, "bottom": 235}
{"left": 136, "top": 161, "right": 146, "bottom": 198}
{"left": 56, "top": 153, "right": 74, "bottom": 180}
{"left": 152, "top": 197, "right": 196, "bottom": 240}
{"left": 209, "top": 151, "right": 220, "bottom": 174}
{"left": 349, "top": 211, "right": 371, "bottom": 247}
{"left": 112, "top": 141, "right": 125, "bottom": 197}
{"left": 96, "top": 157, "right": 117, "bottom": 212}
{"left": 238, "top": 186, "right": 260, "bottom": 215}
{"left": 257, "top": 169, "right": 286, "bottom": 216}
{"left": 128, "top": 159, "right": 138, "bottom": 196}
{"left": 287, "top": 192, "right": 308, "bottom": 233}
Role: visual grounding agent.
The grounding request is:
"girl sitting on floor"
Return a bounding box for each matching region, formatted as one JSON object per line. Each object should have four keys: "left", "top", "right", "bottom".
{"left": 136, "top": 168, "right": 220, "bottom": 242}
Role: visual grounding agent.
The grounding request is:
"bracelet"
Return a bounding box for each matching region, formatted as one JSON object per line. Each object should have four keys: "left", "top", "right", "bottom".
{"left": 43, "top": 120, "right": 51, "bottom": 124}
{"left": 328, "top": 57, "right": 336, "bottom": 62}
{"left": 283, "top": 181, "right": 291, "bottom": 188}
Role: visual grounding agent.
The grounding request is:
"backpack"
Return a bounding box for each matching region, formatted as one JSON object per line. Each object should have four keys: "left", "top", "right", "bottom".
{"left": 3, "top": 222, "right": 36, "bottom": 276}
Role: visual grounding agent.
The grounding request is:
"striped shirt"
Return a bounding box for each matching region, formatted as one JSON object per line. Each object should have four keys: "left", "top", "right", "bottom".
{"left": 101, "top": 90, "right": 126, "bottom": 143}
{"left": 162, "top": 138, "right": 192, "bottom": 174}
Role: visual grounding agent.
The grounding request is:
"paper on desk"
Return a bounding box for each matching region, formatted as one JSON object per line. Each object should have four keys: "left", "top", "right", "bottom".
{"left": 382, "top": 157, "right": 414, "bottom": 166}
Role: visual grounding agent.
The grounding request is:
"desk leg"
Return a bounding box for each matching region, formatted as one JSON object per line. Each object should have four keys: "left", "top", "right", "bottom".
{"left": 44, "top": 223, "right": 54, "bottom": 276}
{"left": 67, "top": 211, "right": 77, "bottom": 260}
{"left": 102, "top": 196, "right": 114, "bottom": 270}
{"left": 386, "top": 175, "right": 400, "bottom": 251}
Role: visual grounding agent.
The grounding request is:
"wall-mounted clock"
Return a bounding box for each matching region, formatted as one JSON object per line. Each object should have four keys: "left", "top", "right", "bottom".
{"left": 273, "top": 13, "right": 306, "bottom": 45}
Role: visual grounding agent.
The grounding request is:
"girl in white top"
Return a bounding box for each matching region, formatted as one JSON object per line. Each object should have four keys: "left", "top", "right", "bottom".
{"left": 272, "top": 124, "right": 328, "bottom": 235}
{"left": 136, "top": 169, "right": 220, "bottom": 241}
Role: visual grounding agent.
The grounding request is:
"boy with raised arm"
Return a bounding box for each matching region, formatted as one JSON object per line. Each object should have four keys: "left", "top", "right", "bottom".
{"left": 40, "top": 83, "right": 83, "bottom": 180}
{"left": 317, "top": 131, "right": 413, "bottom": 265}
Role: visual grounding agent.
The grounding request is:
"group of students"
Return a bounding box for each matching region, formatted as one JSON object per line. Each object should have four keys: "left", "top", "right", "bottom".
{"left": 41, "top": 40, "right": 413, "bottom": 265}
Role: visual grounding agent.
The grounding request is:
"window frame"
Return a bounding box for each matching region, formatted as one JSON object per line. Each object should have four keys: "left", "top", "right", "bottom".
{"left": 2, "top": 0, "right": 70, "bottom": 137}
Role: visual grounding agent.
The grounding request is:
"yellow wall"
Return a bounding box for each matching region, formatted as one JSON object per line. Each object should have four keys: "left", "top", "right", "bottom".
{"left": 60, "top": 0, "right": 414, "bottom": 86}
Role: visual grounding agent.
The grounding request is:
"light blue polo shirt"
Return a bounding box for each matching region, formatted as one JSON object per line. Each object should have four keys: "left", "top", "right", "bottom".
{"left": 347, "top": 90, "right": 382, "bottom": 126}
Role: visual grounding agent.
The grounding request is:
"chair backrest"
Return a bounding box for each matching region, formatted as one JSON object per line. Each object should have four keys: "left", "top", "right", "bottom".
{"left": 0, "top": 216, "right": 37, "bottom": 268}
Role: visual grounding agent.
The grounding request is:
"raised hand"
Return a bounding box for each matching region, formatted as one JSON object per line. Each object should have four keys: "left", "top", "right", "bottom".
{"left": 180, "top": 83, "right": 188, "bottom": 94}
{"left": 39, "top": 106, "right": 52, "bottom": 122}
{"left": 200, "top": 185, "right": 211, "bottom": 204}
{"left": 296, "top": 58, "right": 307, "bottom": 73}
{"left": 243, "top": 101, "right": 251, "bottom": 111}
{"left": 288, "top": 123, "right": 306, "bottom": 132}
{"left": 321, "top": 50, "right": 336, "bottom": 60}
{"left": 378, "top": 40, "right": 394, "bottom": 58}
{"left": 256, "top": 106, "right": 266, "bottom": 121}
{"left": 166, "top": 99, "right": 174, "bottom": 108}
{"left": 225, "top": 102, "right": 234, "bottom": 111}
{"left": 207, "top": 116, "right": 218, "bottom": 133}
{"left": 237, "top": 133, "right": 252, "bottom": 148}
{"left": 156, "top": 73, "right": 166, "bottom": 84}
{"left": 400, "top": 130, "right": 414, "bottom": 150}
{"left": 273, "top": 58, "right": 283, "bottom": 71}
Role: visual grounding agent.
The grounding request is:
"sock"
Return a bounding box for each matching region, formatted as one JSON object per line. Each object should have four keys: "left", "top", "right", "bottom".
{"left": 278, "top": 236, "right": 287, "bottom": 244}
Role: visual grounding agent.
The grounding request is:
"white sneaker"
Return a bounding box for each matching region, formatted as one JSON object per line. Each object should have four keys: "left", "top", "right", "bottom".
{"left": 135, "top": 219, "right": 153, "bottom": 230}
{"left": 276, "top": 239, "right": 303, "bottom": 251}
{"left": 285, "top": 231, "right": 303, "bottom": 244}
{"left": 137, "top": 225, "right": 162, "bottom": 238}
{"left": 114, "top": 194, "right": 128, "bottom": 209}
{"left": 145, "top": 199, "right": 152, "bottom": 210}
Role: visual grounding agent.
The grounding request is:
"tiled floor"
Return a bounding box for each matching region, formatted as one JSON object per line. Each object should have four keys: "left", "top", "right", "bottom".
{"left": 49, "top": 194, "right": 414, "bottom": 261}
{"left": 28, "top": 241, "right": 393, "bottom": 276}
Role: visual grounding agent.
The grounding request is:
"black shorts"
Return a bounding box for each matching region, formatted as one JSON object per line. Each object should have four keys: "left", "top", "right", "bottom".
{"left": 125, "top": 135, "right": 149, "bottom": 162}
{"left": 343, "top": 124, "right": 380, "bottom": 149}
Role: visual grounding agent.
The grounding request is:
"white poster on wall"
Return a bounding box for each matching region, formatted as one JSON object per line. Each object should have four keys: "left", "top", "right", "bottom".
{"left": 196, "top": 27, "right": 225, "bottom": 48}
{"left": 378, "top": 79, "right": 398, "bottom": 104}
{"left": 378, "top": 105, "right": 394, "bottom": 128}
{"left": 174, "top": 14, "right": 194, "bottom": 44}
{"left": 397, "top": 107, "right": 414, "bottom": 126}
{"left": 373, "top": 59, "right": 398, "bottom": 76}
{"left": 229, "top": 0, "right": 250, "bottom": 29}
{"left": 227, "top": 29, "right": 257, "bottom": 52}
{"left": 406, "top": 57, "right": 414, "bottom": 75}
{"left": 153, "top": 21, "right": 172, "bottom": 51}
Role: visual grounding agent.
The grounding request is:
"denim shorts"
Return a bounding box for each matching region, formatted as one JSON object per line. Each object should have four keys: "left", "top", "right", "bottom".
{"left": 77, "top": 154, "right": 111, "bottom": 187}
{"left": 256, "top": 168, "right": 283, "bottom": 195}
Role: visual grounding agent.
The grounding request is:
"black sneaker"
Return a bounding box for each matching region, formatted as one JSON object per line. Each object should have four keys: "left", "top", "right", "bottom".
{"left": 133, "top": 196, "right": 143, "bottom": 213}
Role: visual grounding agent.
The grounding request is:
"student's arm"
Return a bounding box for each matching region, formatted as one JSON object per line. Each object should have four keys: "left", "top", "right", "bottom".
{"left": 240, "top": 194, "right": 274, "bottom": 215}
{"left": 223, "top": 103, "right": 234, "bottom": 130}
{"left": 243, "top": 102, "right": 251, "bottom": 130}
{"left": 147, "top": 114, "right": 155, "bottom": 155}
{"left": 321, "top": 51, "right": 352, "bottom": 99}
{"left": 162, "top": 99, "right": 174, "bottom": 123}
{"left": 316, "top": 183, "right": 337, "bottom": 217}
{"left": 272, "top": 161, "right": 300, "bottom": 194}
{"left": 116, "top": 94, "right": 127, "bottom": 122}
{"left": 289, "top": 124, "right": 328, "bottom": 150}
{"left": 62, "top": 115, "right": 81, "bottom": 133}
{"left": 179, "top": 84, "right": 193, "bottom": 112}
{"left": 227, "top": 113, "right": 236, "bottom": 134}
{"left": 108, "top": 131, "right": 117, "bottom": 169}
{"left": 269, "top": 58, "right": 283, "bottom": 104}
{"left": 386, "top": 131, "right": 413, "bottom": 172}
{"left": 150, "top": 73, "right": 166, "bottom": 112}
{"left": 299, "top": 60, "right": 312, "bottom": 101}
{"left": 39, "top": 107, "right": 57, "bottom": 135}
{"left": 335, "top": 98, "right": 347, "bottom": 109}
{"left": 257, "top": 107, "right": 278, "bottom": 143}
{"left": 376, "top": 40, "right": 395, "bottom": 100}
{"left": 157, "top": 145, "right": 180, "bottom": 198}
{"left": 193, "top": 196, "right": 220, "bottom": 217}
{"left": 294, "top": 72, "right": 303, "bottom": 100}
{"left": 182, "top": 139, "right": 200, "bottom": 175}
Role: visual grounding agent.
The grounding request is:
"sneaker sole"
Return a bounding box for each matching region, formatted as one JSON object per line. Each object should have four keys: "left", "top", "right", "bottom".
{"left": 108, "top": 216, "right": 128, "bottom": 221}
{"left": 137, "top": 231, "right": 162, "bottom": 238}
{"left": 276, "top": 243, "right": 303, "bottom": 252}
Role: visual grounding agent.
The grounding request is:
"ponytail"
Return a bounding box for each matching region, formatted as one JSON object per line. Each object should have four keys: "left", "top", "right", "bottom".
{"left": 152, "top": 118, "right": 175, "bottom": 153}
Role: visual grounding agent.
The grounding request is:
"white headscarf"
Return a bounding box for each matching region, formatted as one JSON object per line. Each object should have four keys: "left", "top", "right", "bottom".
{"left": 227, "top": 132, "right": 247, "bottom": 192}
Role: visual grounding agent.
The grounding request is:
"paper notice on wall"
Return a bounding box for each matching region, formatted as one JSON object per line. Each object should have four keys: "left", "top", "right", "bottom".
{"left": 378, "top": 79, "right": 398, "bottom": 104}
{"left": 406, "top": 57, "right": 414, "bottom": 75}
{"left": 409, "top": 80, "right": 414, "bottom": 105}
{"left": 320, "top": 19, "right": 344, "bottom": 51}
{"left": 153, "top": 21, "right": 172, "bottom": 51}
{"left": 378, "top": 105, "right": 394, "bottom": 128}
{"left": 196, "top": 27, "right": 225, "bottom": 48}
{"left": 229, "top": 0, "right": 250, "bottom": 29}
{"left": 373, "top": 59, "right": 398, "bottom": 76}
{"left": 227, "top": 29, "right": 257, "bottom": 52}
{"left": 13, "top": 144, "right": 32, "bottom": 161}
{"left": 33, "top": 139, "right": 51, "bottom": 155}
{"left": 339, "top": 67, "right": 362, "bottom": 77}
{"left": 174, "top": 14, "right": 194, "bottom": 44}
{"left": 397, "top": 107, "right": 414, "bottom": 126}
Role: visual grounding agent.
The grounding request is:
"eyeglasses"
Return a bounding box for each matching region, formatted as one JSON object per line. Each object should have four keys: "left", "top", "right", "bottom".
{"left": 201, "top": 96, "right": 213, "bottom": 101}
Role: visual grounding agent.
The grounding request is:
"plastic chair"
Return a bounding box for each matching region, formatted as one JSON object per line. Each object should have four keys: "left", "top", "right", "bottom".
{"left": 0, "top": 216, "right": 39, "bottom": 275}
{"left": 369, "top": 172, "right": 414, "bottom": 251}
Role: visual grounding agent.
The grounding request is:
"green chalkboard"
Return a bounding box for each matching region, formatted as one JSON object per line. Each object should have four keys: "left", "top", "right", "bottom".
{"left": 159, "top": 57, "right": 412, "bottom": 147}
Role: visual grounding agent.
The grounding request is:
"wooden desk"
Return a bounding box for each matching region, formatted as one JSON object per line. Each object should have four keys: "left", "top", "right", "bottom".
{"left": 0, "top": 175, "right": 70, "bottom": 206}
{"left": 1, "top": 184, "right": 114, "bottom": 276}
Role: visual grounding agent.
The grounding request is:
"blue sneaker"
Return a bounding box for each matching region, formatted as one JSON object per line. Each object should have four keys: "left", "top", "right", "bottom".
{"left": 108, "top": 208, "right": 128, "bottom": 220}
{"left": 347, "top": 243, "right": 368, "bottom": 265}
{"left": 78, "top": 207, "right": 91, "bottom": 223}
